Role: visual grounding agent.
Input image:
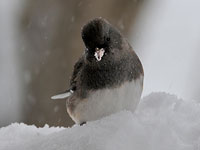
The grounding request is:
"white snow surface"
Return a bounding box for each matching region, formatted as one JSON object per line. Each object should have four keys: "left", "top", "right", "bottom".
{"left": 1, "top": 92, "right": 200, "bottom": 150}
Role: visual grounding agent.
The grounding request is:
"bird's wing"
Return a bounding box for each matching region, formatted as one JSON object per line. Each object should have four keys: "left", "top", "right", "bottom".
{"left": 69, "top": 56, "right": 84, "bottom": 90}
{"left": 51, "top": 56, "right": 84, "bottom": 100}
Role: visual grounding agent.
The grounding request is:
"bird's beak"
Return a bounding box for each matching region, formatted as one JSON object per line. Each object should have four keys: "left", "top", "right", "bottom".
{"left": 94, "top": 48, "right": 105, "bottom": 61}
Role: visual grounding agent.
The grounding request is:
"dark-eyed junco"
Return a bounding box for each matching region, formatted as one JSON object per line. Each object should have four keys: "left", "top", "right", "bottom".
{"left": 52, "top": 17, "right": 144, "bottom": 125}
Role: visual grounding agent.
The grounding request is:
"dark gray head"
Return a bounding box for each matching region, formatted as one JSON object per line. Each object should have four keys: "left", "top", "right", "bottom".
{"left": 81, "top": 18, "right": 123, "bottom": 63}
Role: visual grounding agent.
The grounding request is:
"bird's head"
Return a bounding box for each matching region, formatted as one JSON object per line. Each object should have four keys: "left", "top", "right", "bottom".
{"left": 81, "top": 17, "right": 123, "bottom": 64}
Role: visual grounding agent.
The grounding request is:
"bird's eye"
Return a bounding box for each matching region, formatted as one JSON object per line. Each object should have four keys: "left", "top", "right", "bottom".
{"left": 106, "top": 37, "right": 110, "bottom": 42}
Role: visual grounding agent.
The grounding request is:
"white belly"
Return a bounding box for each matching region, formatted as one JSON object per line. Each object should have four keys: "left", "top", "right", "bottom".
{"left": 69, "top": 76, "right": 143, "bottom": 124}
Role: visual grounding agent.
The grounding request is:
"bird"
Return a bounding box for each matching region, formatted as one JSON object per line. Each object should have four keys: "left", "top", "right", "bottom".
{"left": 51, "top": 17, "right": 144, "bottom": 125}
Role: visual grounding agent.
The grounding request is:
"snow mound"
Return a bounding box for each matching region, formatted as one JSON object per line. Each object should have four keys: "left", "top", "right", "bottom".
{"left": 1, "top": 92, "right": 200, "bottom": 150}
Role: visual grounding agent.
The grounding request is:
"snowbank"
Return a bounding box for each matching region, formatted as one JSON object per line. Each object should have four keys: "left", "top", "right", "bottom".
{"left": 1, "top": 92, "right": 200, "bottom": 150}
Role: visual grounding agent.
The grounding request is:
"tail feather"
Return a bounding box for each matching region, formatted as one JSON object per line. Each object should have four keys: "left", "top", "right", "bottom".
{"left": 51, "top": 90, "right": 73, "bottom": 100}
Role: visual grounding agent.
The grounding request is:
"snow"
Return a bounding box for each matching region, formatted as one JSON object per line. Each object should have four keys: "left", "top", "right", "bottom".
{"left": 1, "top": 92, "right": 200, "bottom": 150}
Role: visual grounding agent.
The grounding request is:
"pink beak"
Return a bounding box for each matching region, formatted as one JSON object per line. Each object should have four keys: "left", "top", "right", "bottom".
{"left": 94, "top": 48, "right": 105, "bottom": 61}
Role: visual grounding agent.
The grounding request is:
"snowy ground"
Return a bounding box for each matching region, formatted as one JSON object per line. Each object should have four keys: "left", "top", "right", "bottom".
{"left": 1, "top": 92, "right": 200, "bottom": 150}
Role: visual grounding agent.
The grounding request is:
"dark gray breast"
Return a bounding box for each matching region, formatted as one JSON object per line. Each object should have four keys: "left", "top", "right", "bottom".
{"left": 80, "top": 50, "right": 143, "bottom": 91}
{"left": 69, "top": 44, "right": 143, "bottom": 99}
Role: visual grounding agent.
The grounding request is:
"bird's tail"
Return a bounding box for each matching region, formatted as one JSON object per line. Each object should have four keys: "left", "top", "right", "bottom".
{"left": 51, "top": 90, "right": 73, "bottom": 100}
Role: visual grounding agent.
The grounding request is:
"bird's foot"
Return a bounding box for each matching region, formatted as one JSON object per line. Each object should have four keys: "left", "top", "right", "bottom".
{"left": 80, "top": 122, "right": 86, "bottom": 126}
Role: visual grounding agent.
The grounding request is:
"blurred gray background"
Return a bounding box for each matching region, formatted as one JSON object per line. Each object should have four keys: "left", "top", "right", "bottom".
{"left": 1, "top": 0, "right": 200, "bottom": 127}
